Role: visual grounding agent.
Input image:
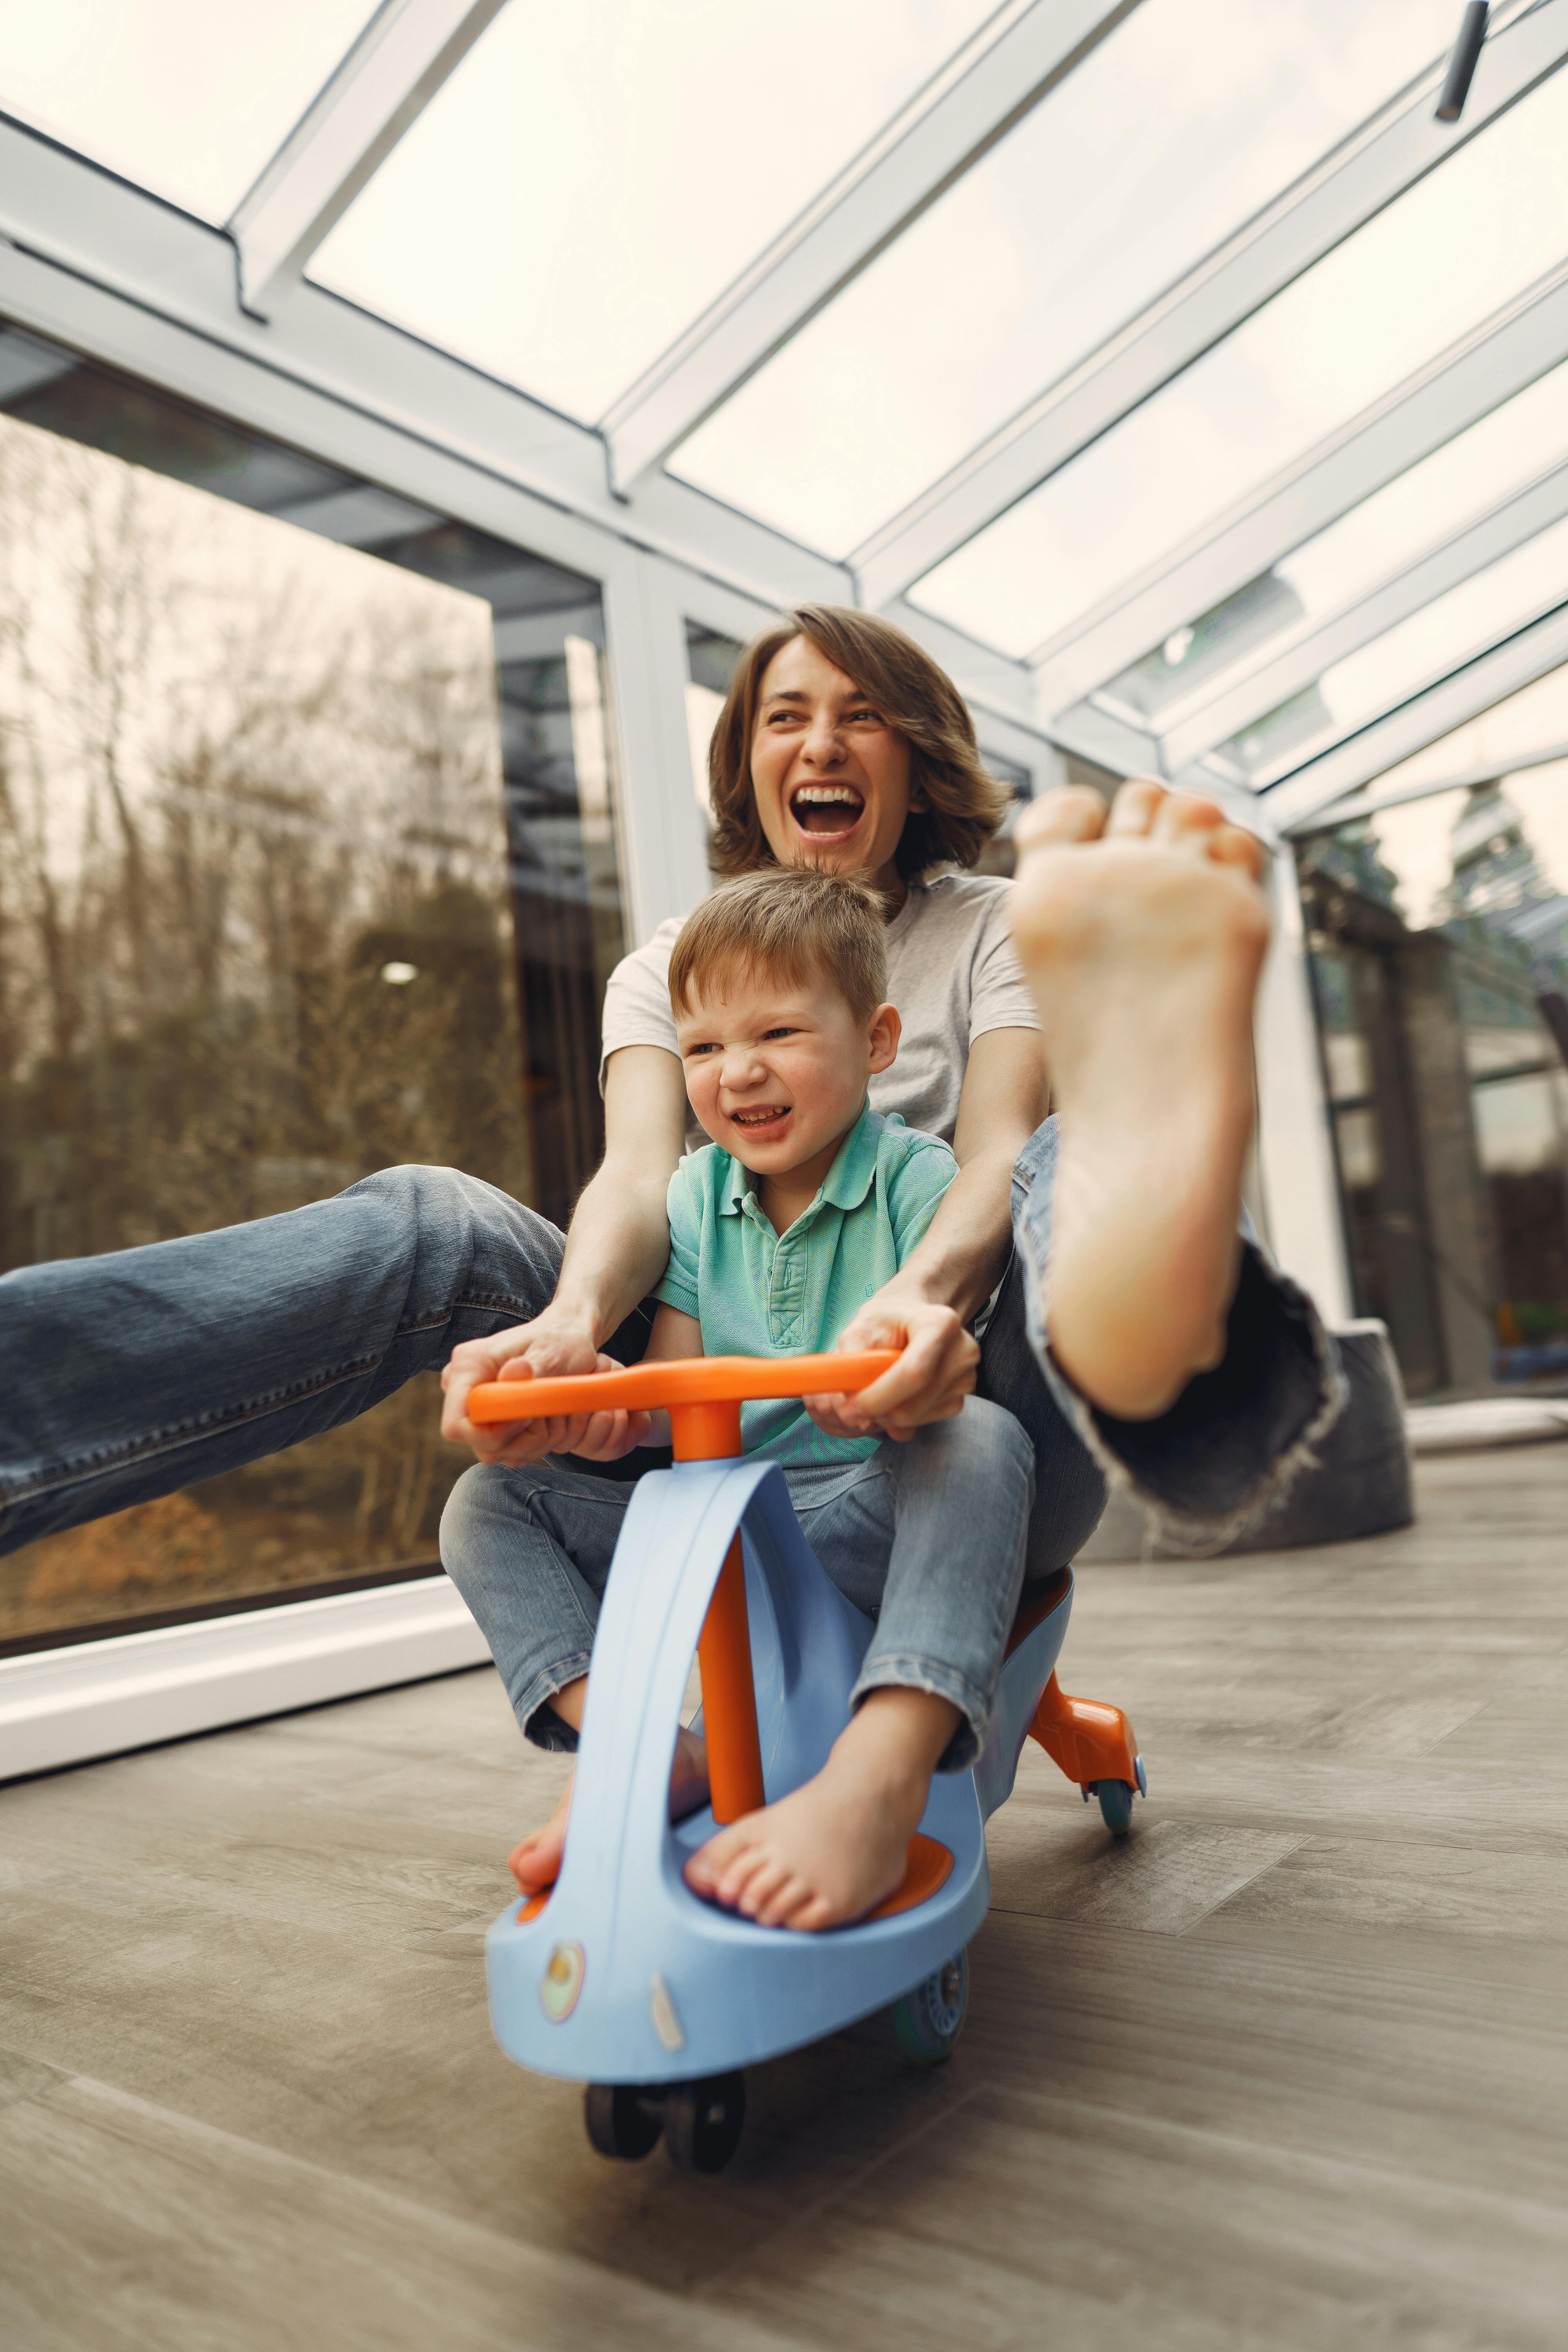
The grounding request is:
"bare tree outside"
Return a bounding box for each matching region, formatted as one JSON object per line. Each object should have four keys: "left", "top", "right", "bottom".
{"left": 0, "top": 412, "right": 530, "bottom": 1641}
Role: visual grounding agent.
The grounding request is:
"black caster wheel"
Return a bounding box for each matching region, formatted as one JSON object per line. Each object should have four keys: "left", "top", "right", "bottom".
{"left": 1094, "top": 1780, "right": 1135, "bottom": 1835}
{"left": 584, "top": 2082, "right": 663, "bottom": 2161}
{"left": 890, "top": 1947, "right": 969, "bottom": 2066}
{"left": 1090, "top": 1755, "right": 1146, "bottom": 1836}
{"left": 662, "top": 2071, "right": 746, "bottom": 2174}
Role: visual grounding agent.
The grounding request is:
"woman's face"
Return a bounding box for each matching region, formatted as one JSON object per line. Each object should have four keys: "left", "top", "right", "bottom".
{"left": 749, "top": 634, "right": 918, "bottom": 898}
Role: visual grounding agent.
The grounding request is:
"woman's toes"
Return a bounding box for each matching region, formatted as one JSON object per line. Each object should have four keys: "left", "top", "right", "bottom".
{"left": 1209, "top": 823, "right": 1267, "bottom": 881}
{"left": 1103, "top": 776, "right": 1168, "bottom": 836}
{"left": 1014, "top": 784, "right": 1106, "bottom": 854}
{"left": 1151, "top": 789, "right": 1227, "bottom": 851}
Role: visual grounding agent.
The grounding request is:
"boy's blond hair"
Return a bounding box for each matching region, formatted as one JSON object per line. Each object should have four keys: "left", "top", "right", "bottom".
{"left": 667, "top": 867, "right": 888, "bottom": 1027}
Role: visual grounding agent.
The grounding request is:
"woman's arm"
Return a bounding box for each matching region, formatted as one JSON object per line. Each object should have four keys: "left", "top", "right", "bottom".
{"left": 807, "top": 1027, "right": 1047, "bottom": 1442}
{"left": 440, "top": 1045, "right": 689, "bottom": 1465}
{"left": 559, "top": 1301, "right": 704, "bottom": 1460}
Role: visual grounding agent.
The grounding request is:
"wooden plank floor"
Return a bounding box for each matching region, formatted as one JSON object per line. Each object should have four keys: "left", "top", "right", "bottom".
{"left": 1, "top": 1443, "right": 1564, "bottom": 2352}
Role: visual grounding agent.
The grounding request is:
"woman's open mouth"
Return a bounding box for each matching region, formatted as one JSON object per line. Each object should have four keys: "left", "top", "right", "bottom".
{"left": 789, "top": 783, "right": 864, "bottom": 839}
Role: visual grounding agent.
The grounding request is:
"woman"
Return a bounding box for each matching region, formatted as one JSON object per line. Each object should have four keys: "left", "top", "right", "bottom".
{"left": 1, "top": 608, "right": 1336, "bottom": 1612}
{"left": 440, "top": 606, "right": 1334, "bottom": 1572}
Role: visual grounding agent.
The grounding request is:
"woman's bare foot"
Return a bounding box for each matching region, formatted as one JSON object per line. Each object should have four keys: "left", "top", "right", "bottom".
{"left": 682, "top": 1687, "right": 959, "bottom": 1931}
{"left": 1009, "top": 779, "right": 1270, "bottom": 1421}
{"left": 508, "top": 1722, "right": 710, "bottom": 1896}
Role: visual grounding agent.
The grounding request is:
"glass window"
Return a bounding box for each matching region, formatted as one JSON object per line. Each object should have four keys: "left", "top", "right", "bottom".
{"left": 685, "top": 622, "right": 744, "bottom": 822}
{"left": 0, "top": 1, "right": 378, "bottom": 222}
{"left": 676, "top": 0, "right": 1459, "bottom": 556}
{"left": 911, "top": 61, "right": 1568, "bottom": 658}
{"left": 1100, "top": 353, "right": 1568, "bottom": 730}
{"left": 1296, "top": 748, "right": 1568, "bottom": 1396}
{"left": 311, "top": 0, "right": 995, "bottom": 426}
{"left": 1202, "top": 511, "right": 1568, "bottom": 786}
{"left": 0, "top": 325, "right": 623, "bottom": 1650}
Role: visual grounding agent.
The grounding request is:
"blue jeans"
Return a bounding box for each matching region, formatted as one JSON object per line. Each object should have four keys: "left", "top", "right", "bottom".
{"left": 439, "top": 1396, "right": 1034, "bottom": 1771}
{"left": 0, "top": 1126, "right": 1339, "bottom": 1570}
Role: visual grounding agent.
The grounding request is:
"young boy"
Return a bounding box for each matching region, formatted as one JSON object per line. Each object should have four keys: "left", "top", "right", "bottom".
{"left": 439, "top": 867, "right": 1034, "bottom": 1932}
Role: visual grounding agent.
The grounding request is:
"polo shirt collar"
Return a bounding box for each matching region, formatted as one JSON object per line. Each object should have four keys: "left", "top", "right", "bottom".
{"left": 719, "top": 1101, "right": 882, "bottom": 1219}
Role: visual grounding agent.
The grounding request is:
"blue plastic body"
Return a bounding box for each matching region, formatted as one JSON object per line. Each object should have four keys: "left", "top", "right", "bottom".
{"left": 485, "top": 1454, "right": 1073, "bottom": 2085}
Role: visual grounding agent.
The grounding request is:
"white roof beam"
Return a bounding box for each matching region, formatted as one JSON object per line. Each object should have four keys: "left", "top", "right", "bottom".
{"left": 0, "top": 113, "right": 853, "bottom": 615}
{"left": 600, "top": 0, "right": 1147, "bottom": 494}
{"left": 1158, "top": 456, "right": 1568, "bottom": 772}
{"left": 1284, "top": 736, "right": 1568, "bottom": 834}
{"left": 228, "top": 0, "right": 508, "bottom": 320}
{"left": 1031, "top": 260, "right": 1568, "bottom": 714}
{"left": 1254, "top": 601, "right": 1568, "bottom": 830}
{"left": 851, "top": 0, "right": 1568, "bottom": 612}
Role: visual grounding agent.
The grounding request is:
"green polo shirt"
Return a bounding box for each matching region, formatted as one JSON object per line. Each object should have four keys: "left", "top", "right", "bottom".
{"left": 653, "top": 1103, "right": 957, "bottom": 1466}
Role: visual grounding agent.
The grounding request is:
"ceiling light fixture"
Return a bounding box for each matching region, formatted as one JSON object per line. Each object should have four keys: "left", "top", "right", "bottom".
{"left": 1435, "top": 3, "right": 1489, "bottom": 123}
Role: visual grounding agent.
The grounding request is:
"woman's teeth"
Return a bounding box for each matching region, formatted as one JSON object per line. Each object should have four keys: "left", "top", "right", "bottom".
{"left": 791, "top": 786, "right": 862, "bottom": 831}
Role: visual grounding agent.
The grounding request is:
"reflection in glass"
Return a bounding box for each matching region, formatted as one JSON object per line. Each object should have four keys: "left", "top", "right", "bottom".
{"left": 677, "top": 0, "right": 1458, "bottom": 556}
{"left": 1099, "top": 353, "right": 1568, "bottom": 732}
{"left": 1203, "top": 511, "right": 1568, "bottom": 786}
{"left": 0, "top": 328, "right": 622, "bottom": 1646}
{"left": 312, "top": 0, "right": 994, "bottom": 425}
{"left": 685, "top": 623, "right": 744, "bottom": 824}
{"left": 912, "top": 64, "right": 1568, "bottom": 658}
{"left": 0, "top": 0, "right": 377, "bottom": 222}
{"left": 1298, "top": 751, "right": 1568, "bottom": 1396}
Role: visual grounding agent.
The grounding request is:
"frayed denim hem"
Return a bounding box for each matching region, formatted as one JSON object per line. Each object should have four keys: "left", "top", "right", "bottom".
{"left": 512, "top": 1653, "right": 595, "bottom": 1750}
{"left": 848, "top": 1656, "right": 993, "bottom": 1773}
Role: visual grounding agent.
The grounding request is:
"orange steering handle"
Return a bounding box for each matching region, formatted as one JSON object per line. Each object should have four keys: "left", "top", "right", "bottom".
{"left": 468, "top": 1349, "right": 902, "bottom": 1426}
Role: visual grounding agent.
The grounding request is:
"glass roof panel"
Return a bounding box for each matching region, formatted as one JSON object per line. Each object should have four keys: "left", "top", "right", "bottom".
{"left": 1103, "top": 353, "right": 1568, "bottom": 729}
{"left": 1202, "top": 510, "right": 1568, "bottom": 788}
{"left": 310, "top": 0, "right": 995, "bottom": 426}
{"left": 1342, "top": 662, "right": 1568, "bottom": 806}
{"left": 0, "top": 0, "right": 378, "bottom": 222}
{"left": 674, "top": 0, "right": 1458, "bottom": 557}
{"left": 913, "top": 61, "right": 1568, "bottom": 660}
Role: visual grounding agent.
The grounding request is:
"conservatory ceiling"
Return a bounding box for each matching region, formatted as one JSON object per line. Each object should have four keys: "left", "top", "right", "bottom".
{"left": 2, "top": 0, "right": 1568, "bottom": 828}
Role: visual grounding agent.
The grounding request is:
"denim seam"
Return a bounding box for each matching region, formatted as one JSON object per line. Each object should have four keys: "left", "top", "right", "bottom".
{"left": 394, "top": 1287, "right": 539, "bottom": 1334}
{"left": 2, "top": 1294, "right": 547, "bottom": 1509}
{"left": 0, "top": 1352, "right": 394, "bottom": 1505}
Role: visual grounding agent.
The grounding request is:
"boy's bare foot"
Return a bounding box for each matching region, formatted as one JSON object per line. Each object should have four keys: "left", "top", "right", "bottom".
{"left": 1009, "top": 779, "right": 1270, "bottom": 1421}
{"left": 508, "top": 1724, "right": 710, "bottom": 1896}
{"left": 682, "top": 1687, "right": 958, "bottom": 1931}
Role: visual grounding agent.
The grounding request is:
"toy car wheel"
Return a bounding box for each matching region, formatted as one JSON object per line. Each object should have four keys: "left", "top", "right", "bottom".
{"left": 663, "top": 2071, "right": 746, "bottom": 2174}
{"left": 1094, "top": 1779, "right": 1136, "bottom": 1835}
{"left": 584, "top": 2082, "right": 663, "bottom": 2161}
{"left": 890, "top": 1947, "right": 969, "bottom": 2066}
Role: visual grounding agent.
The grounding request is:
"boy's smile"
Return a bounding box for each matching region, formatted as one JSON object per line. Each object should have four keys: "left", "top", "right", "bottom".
{"left": 676, "top": 968, "right": 900, "bottom": 1232}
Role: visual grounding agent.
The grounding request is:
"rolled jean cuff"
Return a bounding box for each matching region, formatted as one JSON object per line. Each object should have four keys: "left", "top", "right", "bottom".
{"left": 1016, "top": 1147, "right": 1345, "bottom": 1553}
{"left": 848, "top": 1655, "right": 993, "bottom": 1773}
{"left": 513, "top": 1654, "right": 594, "bottom": 1753}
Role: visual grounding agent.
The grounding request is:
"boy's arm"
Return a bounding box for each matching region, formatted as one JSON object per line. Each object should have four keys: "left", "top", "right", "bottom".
{"left": 565, "top": 1303, "right": 703, "bottom": 1460}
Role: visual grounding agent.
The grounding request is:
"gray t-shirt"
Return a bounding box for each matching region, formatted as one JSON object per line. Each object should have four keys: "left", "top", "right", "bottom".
{"left": 598, "top": 871, "right": 1040, "bottom": 1149}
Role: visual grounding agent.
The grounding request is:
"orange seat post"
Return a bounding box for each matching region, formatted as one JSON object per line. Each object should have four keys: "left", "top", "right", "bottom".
{"left": 1028, "top": 1671, "right": 1140, "bottom": 1792}
{"left": 671, "top": 1399, "right": 765, "bottom": 1826}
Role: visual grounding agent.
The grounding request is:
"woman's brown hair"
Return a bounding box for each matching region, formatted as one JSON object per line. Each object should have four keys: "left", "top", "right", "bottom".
{"left": 706, "top": 605, "right": 1011, "bottom": 883}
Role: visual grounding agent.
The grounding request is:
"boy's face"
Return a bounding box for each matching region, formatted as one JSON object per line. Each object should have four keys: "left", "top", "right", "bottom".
{"left": 675, "top": 965, "right": 899, "bottom": 1179}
